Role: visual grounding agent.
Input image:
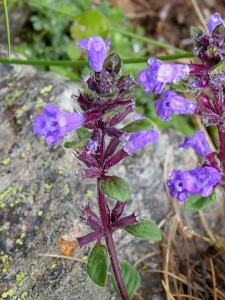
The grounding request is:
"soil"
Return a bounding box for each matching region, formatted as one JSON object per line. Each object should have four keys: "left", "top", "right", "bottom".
{"left": 112, "top": 0, "right": 225, "bottom": 54}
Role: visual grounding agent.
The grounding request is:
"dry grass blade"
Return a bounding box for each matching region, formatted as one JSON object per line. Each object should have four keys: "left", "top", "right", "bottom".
{"left": 37, "top": 253, "right": 87, "bottom": 263}
{"left": 210, "top": 258, "right": 217, "bottom": 300}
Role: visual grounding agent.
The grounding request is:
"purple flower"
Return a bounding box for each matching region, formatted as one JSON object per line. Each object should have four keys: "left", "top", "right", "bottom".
{"left": 182, "top": 167, "right": 220, "bottom": 197}
{"left": 33, "top": 104, "right": 84, "bottom": 145}
{"left": 167, "top": 167, "right": 221, "bottom": 201}
{"left": 157, "top": 63, "right": 189, "bottom": 84}
{"left": 138, "top": 57, "right": 165, "bottom": 94}
{"left": 155, "top": 90, "right": 197, "bottom": 121}
{"left": 76, "top": 36, "right": 110, "bottom": 72}
{"left": 124, "top": 130, "right": 159, "bottom": 153}
{"left": 167, "top": 170, "right": 188, "bottom": 202}
{"left": 208, "top": 13, "right": 224, "bottom": 36}
{"left": 179, "top": 130, "right": 211, "bottom": 157}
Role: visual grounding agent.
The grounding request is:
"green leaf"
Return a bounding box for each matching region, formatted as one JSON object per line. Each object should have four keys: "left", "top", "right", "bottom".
{"left": 64, "top": 137, "right": 89, "bottom": 149}
{"left": 210, "top": 59, "right": 225, "bottom": 75}
{"left": 100, "top": 176, "right": 130, "bottom": 201}
{"left": 190, "top": 26, "right": 203, "bottom": 39}
{"left": 111, "top": 262, "right": 140, "bottom": 298}
{"left": 71, "top": 10, "right": 110, "bottom": 40}
{"left": 206, "top": 46, "right": 219, "bottom": 59}
{"left": 103, "top": 52, "right": 122, "bottom": 74}
{"left": 184, "top": 191, "right": 216, "bottom": 211}
{"left": 170, "top": 83, "right": 192, "bottom": 92}
{"left": 121, "top": 118, "right": 154, "bottom": 133}
{"left": 49, "top": 66, "right": 79, "bottom": 81}
{"left": 3, "top": 0, "right": 10, "bottom": 59}
{"left": 76, "top": 127, "right": 91, "bottom": 139}
{"left": 87, "top": 244, "right": 108, "bottom": 287}
{"left": 67, "top": 41, "right": 81, "bottom": 60}
{"left": 212, "top": 23, "right": 225, "bottom": 39}
{"left": 125, "top": 219, "right": 162, "bottom": 241}
{"left": 104, "top": 106, "right": 124, "bottom": 117}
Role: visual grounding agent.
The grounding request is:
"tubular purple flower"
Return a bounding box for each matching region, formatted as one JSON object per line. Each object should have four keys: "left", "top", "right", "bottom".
{"left": 208, "top": 13, "right": 224, "bottom": 36}
{"left": 179, "top": 130, "right": 211, "bottom": 157}
{"left": 167, "top": 170, "right": 188, "bottom": 202}
{"left": 138, "top": 57, "right": 165, "bottom": 94}
{"left": 33, "top": 104, "right": 84, "bottom": 145}
{"left": 157, "top": 63, "right": 189, "bottom": 83}
{"left": 167, "top": 167, "right": 221, "bottom": 201}
{"left": 76, "top": 36, "right": 110, "bottom": 72}
{"left": 155, "top": 90, "right": 197, "bottom": 121}
{"left": 124, "top": 129, "right": 159, "bottom": 153}
{"left": 181, "top": 167, "right": 220, "bottom": 197}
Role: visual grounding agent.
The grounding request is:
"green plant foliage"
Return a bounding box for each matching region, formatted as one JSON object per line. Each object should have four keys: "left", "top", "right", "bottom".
{"left": 100, "top": 176, "right": 130, "bottom": 201}
{"left": 76, "top": 127, "right": 91, "bottom": 139}
{"left": 170, "top": 83, "right": 193, "bottom": 92}
{"left": 121, "top": 118, "right": 154, "bottom": 133}
{"left": 64, "top": 135, "right": 90, "bottom": 149}
{"left": 70, "top": 10, "right": 110, "bottom": 41}
{"left": 111, "top": 262, "right": 140, "bottom": 298}
{"left": 210, "top": 59, "right": 225, "bottom": 75}
{"left": 184, "top": 191, "right": 216, "bottom": 211}
{"left": 87, "top": 244, "right": 108, "bottom": 287}
{"left": 125, "top": 219, "right": 162, "bottom": 241}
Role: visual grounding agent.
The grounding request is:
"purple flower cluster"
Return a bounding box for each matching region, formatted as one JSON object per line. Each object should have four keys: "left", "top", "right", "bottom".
{"left": 179, "top": 130, "right": 211, "bottom": 158}
{"left": 167, "top": 167, "right": 220, "bottom": 202}
{"left": 155, "top": 90, "right": 196, "bottom": 121}
{"left": 33, "top": 104, "right": 84, "bottom": 145}
{"left": 138, "top": 13, "right": 225, "bottom": 202}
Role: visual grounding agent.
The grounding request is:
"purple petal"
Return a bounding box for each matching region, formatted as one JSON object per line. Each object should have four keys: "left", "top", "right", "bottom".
{"left": 208, "top": 13, "right": 224, "bottom": 36}
{"left": 124, "top": 130, "right": 159, "bottom": 153}
{"left": 76, "top": 38, "right": 89, "bottom": 50}
{"left": 46, "top": 130, "right": 62, "bottom": 145}
{"left": 157, "top": 64, "right": 189, "bottom": 83}
{"left": 167, "top": 170, "right": 188, "bottom": 202}
{"left": 43, "top": 104, "right": 62, "bottom": 118}
{"left": 57, "top": 112, "right": 84, "bottom": 134}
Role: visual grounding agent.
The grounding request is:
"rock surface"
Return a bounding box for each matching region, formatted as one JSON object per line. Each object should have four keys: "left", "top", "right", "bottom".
{"left": 0, "top": 47, "right": 223, "bottom": 300}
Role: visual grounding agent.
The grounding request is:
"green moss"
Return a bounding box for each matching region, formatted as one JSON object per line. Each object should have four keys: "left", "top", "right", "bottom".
{"left": 35, "top": 97, "right": 46, "bottom": 108}
{"left": 16, "top": 239, "right": 23, "bottom": 245}
{"left": 28, "top": 196, "right": 34, "bottom": 205}
{"left": 50, "top": 263, "right": 57, "bottom": 269}
{"left": 21, "top": 291, "right": 28, "bottom": 299}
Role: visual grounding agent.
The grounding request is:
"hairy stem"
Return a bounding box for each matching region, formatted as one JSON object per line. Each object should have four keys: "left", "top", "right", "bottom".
{"left": 97, "top": 182, "right": 129, "bottom": 300}
{"left": 213, "top": 88, "right": 225, "bottom": 172}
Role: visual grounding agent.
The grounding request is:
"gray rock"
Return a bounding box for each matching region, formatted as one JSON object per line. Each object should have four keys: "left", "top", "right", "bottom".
{"left": 0, "top": 47, "right": 223, "bottom": 300}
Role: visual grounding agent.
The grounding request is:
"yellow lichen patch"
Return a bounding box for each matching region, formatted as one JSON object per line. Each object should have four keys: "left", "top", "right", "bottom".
{"left": 0, "top": 203, "right": 6, "bottom": 208}
{"left": 58, "top": 167, "right": 64, "bottom": 175}
{"left": 18, "top": 186, "right": 23, "bottom": 192}
{"left": 50, "top": 263, "right": 57, "bottom": 269}
{"left": 0, "top": 223, "right": 10, "bottom": 232}
{"left": 19, "top": 152, "right": 26, "bottom": 158}
{"left": 49, "top": 95, "right": 55, "bottom": 102}
{"left": 1, "top": 157, "right": 11, "bottom": 165}
{"left": 4, "top": 89, "right": 25, "bottom": 107}
{"left": 44, "top": 183, "right": 52, "bottom": 190}
{"left": 16, "top": 119, "right": 22, "bottom": 125}
{"left": 40, "top": 85, "right": 53, "bottom": 95}
{"left": 28, "top": 196, "right": 34, "bottom": 205}
{"left": 21, "top": 232, "right": 26, "bottom": 239}
{"left": 25, "top": 143, "right": 31, "bottom": 151}
{"left": 37, "top": 210, "right": 43, "bottom": 217}
{"left": 9, "top": 202, "right": 14, "bottom": 207}
{"left": 32, "top": 260, "right": 38, "bottom": 266}
{"left": 0, "top": 186, "right": 13, "bottom": 201}
{"left": 20, "top": 291, "right": 28, "bottom": 299}
{"left": 64, "top": 184, "right": 70, "bottom": 196}
{"left": 0, "top": 287, "right": 15, "bottom": 299}
{"left": 2, "top": 263, "right": 10, "bottom": 270}
{"left": 16, "top": 271, "right": 28, "bottom": 287}
{"left": 85, "top": 189, "right": 93, "bottom": 198}
{"left": 35, "top": 97, "right": 46, "bottom": 108}
{"left": 16, "top": 239, "right": 23, "bottom": 245}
